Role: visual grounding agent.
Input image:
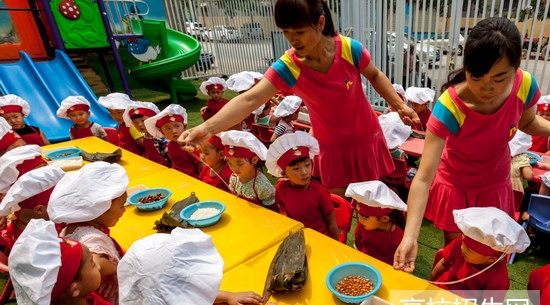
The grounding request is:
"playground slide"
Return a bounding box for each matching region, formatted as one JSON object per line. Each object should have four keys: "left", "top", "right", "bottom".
{"left": 0, "top": 50, "right": 116, "bottom": 143}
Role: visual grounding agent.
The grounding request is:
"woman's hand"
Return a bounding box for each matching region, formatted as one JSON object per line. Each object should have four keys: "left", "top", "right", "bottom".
{"left": 393, "top": 236, "right": 418, "bottom": 273}
{"left": 177, "top": 124, "right": 213, "bottom": 152}
{"left": 397, "top": 106, "right": 421, "bottom": 127}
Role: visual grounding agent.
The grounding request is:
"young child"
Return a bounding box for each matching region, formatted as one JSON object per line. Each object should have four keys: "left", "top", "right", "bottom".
{"left": 0, "top": 144, "right": 47, "bottom": 196}
{"left": 220, "top": 130, "right": 276, "bottom": 210}
{"left": 0, "top": 94, "right": 50, "bottom": 145}
{"left": 48, "top": 161, "right": 129, "bottom": 304}
{"left": 405, "top": 87, "right": 435, "bottom": 131}
{"left": 270, "top": 95, "right": 302, "bottom": 142}
{"left": 378, "top": 111, "right": 411, "bottom": 159}
{"left": 9, "top": 219, "right": 108, "bottom": 305}
{"left": 57, "top": 96, "right": 108, "bottom": 141}
{"left": 199, "top": 77, "right": 230, "bottom": 121}
{"left": 528, "top": 264, "right": 550, "bottom": 305}
{"left": 266, "top": 131, "right": 339, "bottom": 239}
{"left": 345, "top": 180, "right": 407, "bottom": 266}
{"left": 123, "top": 101, "right": 170, "bottom": 167}
{"left": 530, "top": 95, "right": 550, "bottom": 153}
{"left": 98, "top": 92, "right": 144, "bottom": 156}
{"left": 253, "top": 100, "right": 278, "bottom": 127}
{"left": 0, "top": 166, "right": 64, "bottom": 249}
{"left": 145, "top": 104, "right": 202, "bottom": 178}
{"left": 429, "top": 207, "right": 530, "bottom": 303}
{"left": 118, "top": 228, "right": 263, "bottom": 305}
{"left": 509, "top": 130, "right": 534, "bottom": 194}
{"left": 0, "top": 116, "right": 25, "bottom": 157}
{"left": 199, "top": 135, "right": 232, "bottom": 193}
{"left": 226, "top": 71, "right": 264, "bottom": 131}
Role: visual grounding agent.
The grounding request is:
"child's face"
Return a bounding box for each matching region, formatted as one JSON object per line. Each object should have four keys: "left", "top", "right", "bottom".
{"left": 537, "top": 110, "right": 550, "bottom": 121}
{"left": 226, "top": 156, "right": 257, "bottom": 180}
{"left": 131, "top": 115, "right": 149, "bottom": 133}
{"left": 410, "top": 102, "right": 428, "bottom": 114}
{"left": 75, "top": 244, "right": 102, "bottom": 296}
{"left": 465, "top": 56, "right": 516, "bottom": 104}
{"left": 200, "top": 143, "right": 225, "bottom": 167}
{"left": 95, "top": 193, "right": 128, "bottom": 227}
{"left": 283, "top": 158, "right": 312, "bottom": 187}
{"left": 460, "top": 239, "right": 495, "bottom": 265}
{"left": 108, "top": 109, "right": 125, "bottom": 124}
{"left": 208, "top": 89, "right": 224, "bottom": 102}
{"left": 160, "top": 121, "right": 185, "bottom": 142}
{"left": 2, "top": 112, "right": 25, "bottom": 129}
{"left": 67, "top": 111, "right": 90, "bottom": 127}
{"left": 356, "top": 207, "right": 384, "bottom": 231}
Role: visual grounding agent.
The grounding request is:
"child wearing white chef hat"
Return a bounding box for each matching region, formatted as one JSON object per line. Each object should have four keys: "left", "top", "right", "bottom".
{"left": 378, "top": 111, "right": 411, "bottom": 159}
{"left": 199, "top": 77, "right": 230, "bottom": 121}
{"left": 405, "top": 87, "right": 435, "bottom": 131}
{"left": 0, "top": 166, "right": 64, "bottom": 248}
{"left": 98, "top": 92, "right": 144, "bottom": 156}
{"left": 118, "top": 228, "right": 263, "bottom": 305}
{"left": 271, "top": 95, "right": 302, "bottom": 142}
{"left": 145, "top": 104, "right": 202, "bottom": 178}
{"left": 508, "top": 130, "right": 534, "bottom": 194}
{"left": 48, "top": 161, "right": 129, "bottom": 304}
{"left": 9, "top": 219, "right": 108, "bottom": 305}
{"left": 266, "top": 131, "right": 339, "bottom": 240}
{"left": 345, "top": 180, "right": 407, "bottom": 266}
{"left": 0, "top": 144, "right": 47, "bottom": 196}
{"left": 57, "top": 95, "right": 108, "bottom": 141}
{"left": 0, "top": 117, "right": 25, "bottom": 157}
{"left": 123, "top": 101, "right": 170, "bottom": 167}
{"left": 226, "top": 71, "right": 264, "bottom": 131}
{"left": 220, "top": 130, "right": 276, "bottom": 210}
{"left": 531, "top": 95, "right": 550, "bottom": 153}
{"left": 430, "top": 207, "right": 530, "bottom": 303}
{"left": 0, "top": 94, "right": 50, "bottom": 146}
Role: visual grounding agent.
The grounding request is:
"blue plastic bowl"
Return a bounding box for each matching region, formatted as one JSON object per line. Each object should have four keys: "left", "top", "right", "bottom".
{"left": 127, "top": 188, "right": 172, "bottom": 212}
{"left": 45, "top": 148, "right": 82, "bottom": 160}
{"left": 524, "top": 151, "right": 541, "bottom": 165}
{"left": 180, "top": 201, "right": 226, "bottom": 227}
{"left": 326, "top": 262, "right": 382, "bottom": 304}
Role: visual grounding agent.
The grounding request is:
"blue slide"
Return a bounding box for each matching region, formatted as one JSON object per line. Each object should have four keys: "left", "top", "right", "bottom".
{"left": 0, "top": 50, "right": 116, "bottom": 143}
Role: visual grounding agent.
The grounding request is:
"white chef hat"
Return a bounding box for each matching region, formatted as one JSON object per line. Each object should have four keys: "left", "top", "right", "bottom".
{"left": 123, "top": 101, "right": 160, "bottom": 128}
{"left": 0, "top": 94, "right": 31, "bottom": 117}
{"left": 199, "top": 76, "right": 228, "bottom": 95}
{"left": 393, "top": 84, "right": 407, "bottom": 103}
{"left": 0, "top": 144, "right": 46, "bottom": 194}
{"left": 266, "top": 131, "right": 319, "bottom": 177}
{"left": 378, "top": 112, "right": 411, "bottom": 150}
{"left": 405, "top": 87, "right": 435, "bottom": 105}
{"left": 453, "top": 207, "right": 530, "bottom": 256}
{"left": 274, "top": 95, "right": 302, "bottom": 118}
{"left": 220, "top": 130, "right": 268, "bottom": 160}
{"left": 118, "top": 228, "right": 223, "bottom": 305}
{"left": 537, "top": 95, "right": 550, "bottom": 112}
{"left": 9, "top": 219, "right": 84, "bottom": 304}
{"left": 0, "top": 117, "right": 21, "bottom": 152}
{"left": 0, "top": 166, "right": 64, "bottom": 216}
{"left": 226, "top": 71, "right": 264, "bottom": 93}
{"left": 509, "top": 130, "right": 532, "bottom": 157}
{"left": 47, "top": 161, "right": 129, "bottom": 223}
{"left": 98, "top": 92, "right": 133, "bottom": 110}
{"left": 345, "top": 181, "right": 407, "bottom": 217}
{"left": 144, "top": 104, "right": 188, "bottom": 138}
{"left": 56, "top": 96, "right": 91, "bottom": 120}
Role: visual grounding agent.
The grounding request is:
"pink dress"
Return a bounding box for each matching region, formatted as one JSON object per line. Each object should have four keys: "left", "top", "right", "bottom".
{"left": 265, "top": 35, "right": 393, "bottom": 188}
{"left": 425, "top": 69, "right": 540, "bottom": 232}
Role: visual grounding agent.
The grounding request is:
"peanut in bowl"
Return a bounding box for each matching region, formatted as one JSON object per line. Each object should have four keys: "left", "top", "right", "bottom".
{"left": 326, "top": 262, "right": 382, "bottom": 304}
{"left": 127, "top": 188, "right": 172, "bottom": 212}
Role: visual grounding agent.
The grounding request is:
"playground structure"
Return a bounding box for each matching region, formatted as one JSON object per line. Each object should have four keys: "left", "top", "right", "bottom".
{"left": 0, "top": 0, "right": 201, "bottom": 142}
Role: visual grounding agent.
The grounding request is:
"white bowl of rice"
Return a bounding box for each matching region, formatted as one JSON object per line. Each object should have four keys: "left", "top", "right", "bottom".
{"left": 180, "top": 201, "right": 226, "bottom": 227}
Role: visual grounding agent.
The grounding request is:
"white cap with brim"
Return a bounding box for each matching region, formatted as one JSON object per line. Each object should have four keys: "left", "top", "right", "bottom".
{"left": 274, "top": 95, "right": 302, "bottom": 118}
{"left": 226, "top": 71, "right": 263, "bottom": 92}
{"left": 98, "top": 93, "right": 132, "bottom": 110}
{"left": 393, "top": 84, "right": 407, "bottom": 103}
{"left": 509, "top": 130, "right": 532, "bottom": 157}
{"left": 266, "top": 131, "right": 319, "bottom": 177}
{"left": 378, "top": 112, "right": 411, "bottom": 150}
{"left": 220, "top": 130, "right": 268, "bottom": 160}
{"left": 144, "top": 104, "right": 188, "bottom": 138}
{"left": 199, "top": 76, "right": 228, "bottom": 95}
{"left": 122, "top": 101, "right": 160, "bottom": 128}
{"left": 56, "top": 96, "right": 91, "bottom": 120}
{"left": 0, "top": 94, "right": 31, "bottom": 117}
{"left": 345, "top": 180, "right": 407, "bottom": 212}
{"left": 0, "top": 145, "right": 43, "bottom": 194}
{"left": 405, "top": 87, "right": 435, "bottom": 105}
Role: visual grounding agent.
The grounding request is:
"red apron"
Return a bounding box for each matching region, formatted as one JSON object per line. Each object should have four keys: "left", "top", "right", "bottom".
{"left": 18, "top": 126, "right": 45, "bottom": 146}
{"left": 70, "top": 126, "right": 94, "bottom": 139}
{"left": 118, "top": 124, "right": 144, "bottom": 156}
{"left": 142, "top": 137, "right": 170, "bottom": 167}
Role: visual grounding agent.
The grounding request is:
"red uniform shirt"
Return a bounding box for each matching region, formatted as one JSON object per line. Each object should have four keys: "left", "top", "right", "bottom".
{"left": 168, "top": 141, "right": 201, "bottom": 178}
{"left": 199, "top": 163, "right": 232, "bottom": 192}
{"left": 354, "top": 223, "right": 403, "bottom": 266}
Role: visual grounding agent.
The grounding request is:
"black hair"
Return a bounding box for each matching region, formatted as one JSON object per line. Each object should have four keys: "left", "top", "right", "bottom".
{"left": 441, "top": 17, "right": 522, "bottom": 92}
{"left": 287, "top": 156, "right": 310, "bottom": 167}
{"left": 274, "top": 0, "right": 337, "bottom": 36}
{"left": 130, "top": 114, "right": 145, "bottom": 120}
{"left": 387, "top": 209, "right": 406, "bottom": 230}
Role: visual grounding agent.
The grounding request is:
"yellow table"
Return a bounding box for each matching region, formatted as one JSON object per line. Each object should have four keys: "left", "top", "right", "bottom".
{"left": 43, "top": 137, "right": 168, "bottom": 179}
{"left": 112, "top": 168, "right": 304, "bottom": 272}
{"left": 220, "top": 228, "right": 458, "bottom": 304}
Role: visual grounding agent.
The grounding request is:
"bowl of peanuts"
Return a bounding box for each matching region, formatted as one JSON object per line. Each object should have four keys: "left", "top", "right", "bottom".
{"left": 326, "top": 262, "right": 382, "bottom": 304}
{"left": 127, "top": 188, "right": 172, "bottom": 212}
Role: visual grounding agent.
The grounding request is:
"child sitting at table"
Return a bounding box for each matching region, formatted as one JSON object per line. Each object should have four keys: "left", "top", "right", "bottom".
{"left": 220, "top": 130, "right": 277, "bottom": 211}
{"left": 530, "top": 96, "right": 550, "bottom": 153}
{"left": 123, "top": 101, "right": 170, "bottom": 167}
{"left": 118, "top": 227, "right": 264, "bottom": 305}
{"left": 0, "top": 117, "right": 26, "bottom": 157}
{"left": 9, "top": 219, "right": 109, "bottom": 305}
{"left": 57, "top": 96, "right": 108, "bottom": 141}
{"left": 0, "top": 166, "right": 64, "bottom": 249}
{"left": 509, "top": 130, "right": 534, "bottom": 194}
{"left": 199, "top": 77, "right": 230, "bottom": 121}
{"left": 0, "top": 94, "right": 50, "bottom": 146}
{"left": 429, "top": 207, "right": 530, "bottom": 303}
{"left": 0, "top": 144, "right": 47, "bottom": 196}
{"left": 345, "top": 180, "right": 407, "bottom": 265}
{"left": 98, "top": 92, "right": 144, "bottom": 156}
{"left": 145, "top": 104, "right": 202, "bottom": 178}
{"left": 378, "top": 112, "right": 411, "bottom": 159}
{"left": 270, "top": 95, "right": 302, "bottom": 142}
{"left": 199, "top": 135, "right": 232, "bottom": 193}
{"left": 405, "top": 87, "right": 435, "bottom": 131}
{"left": 253, "top": 100, "right": 278, "bottom": 127}
{"left": 266, "top": 131, "right": 339, "bottom": 240}
{"left": 226, "top": 71, "right": 264, "bottom": 131}
{"left": 48, "top": 161, "right": 129, "bottom": 304}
